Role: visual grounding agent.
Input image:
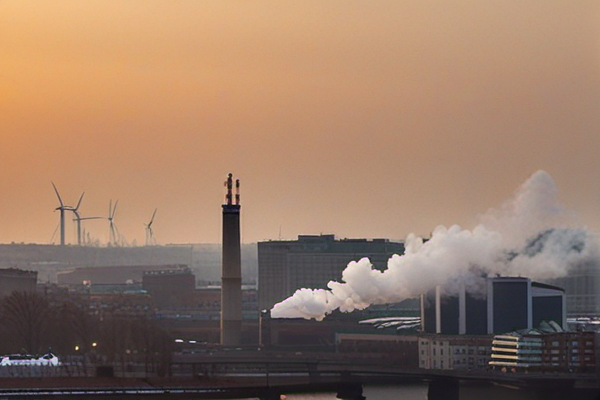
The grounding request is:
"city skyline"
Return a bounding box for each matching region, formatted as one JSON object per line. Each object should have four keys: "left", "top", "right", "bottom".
{"left": 2, "top": 1, "right": 600, "bottom": 245}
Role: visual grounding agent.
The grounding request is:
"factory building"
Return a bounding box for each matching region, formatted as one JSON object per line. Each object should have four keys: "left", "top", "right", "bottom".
{"left": 258, "top": 234, "right": 404, "bottom": 311}
{"left": 421, "top": 277, "right": 566, "bottom": 335}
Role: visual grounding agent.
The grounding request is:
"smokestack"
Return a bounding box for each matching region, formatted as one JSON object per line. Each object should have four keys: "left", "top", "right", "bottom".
{"left": 221, "top": 173, "right": 242, "bottom": 346}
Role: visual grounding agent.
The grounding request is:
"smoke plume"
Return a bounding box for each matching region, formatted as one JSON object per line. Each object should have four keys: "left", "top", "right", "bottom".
{"left": 270, "top": 171, "right": 599, "bottom": 320}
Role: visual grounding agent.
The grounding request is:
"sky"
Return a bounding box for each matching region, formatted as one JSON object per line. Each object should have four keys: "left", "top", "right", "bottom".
{"left": 1, "top": 1, "right": 599, "bottom": 246}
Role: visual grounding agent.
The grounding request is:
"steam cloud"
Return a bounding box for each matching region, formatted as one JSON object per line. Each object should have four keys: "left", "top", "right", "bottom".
{"left": 270, "top": 171, "right": 599, "bottom": 321}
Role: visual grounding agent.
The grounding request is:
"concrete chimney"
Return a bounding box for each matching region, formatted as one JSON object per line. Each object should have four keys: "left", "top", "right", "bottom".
{"left": 221, "top": 173, "right": 242, "bottom": 346}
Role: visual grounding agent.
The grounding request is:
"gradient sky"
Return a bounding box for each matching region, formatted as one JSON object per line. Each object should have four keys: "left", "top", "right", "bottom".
{"left": 1, "top": 1, "right": 599, "bottom": 245}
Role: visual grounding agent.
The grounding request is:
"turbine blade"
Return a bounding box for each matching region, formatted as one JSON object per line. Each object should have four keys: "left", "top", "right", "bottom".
{"left": 75, "top": 192, "right": 85, "bottom": 211}
{"left": 149, "top": 208, "right": 157, "bottom": 226}
{"left": 51, "top": 182, "right": 64, "bottom": 207}
{"left": 112, "top": 200, "right": 119, "bottom": 219}
{"left": 108, "top": 200, "right": 112, "bottom": 218}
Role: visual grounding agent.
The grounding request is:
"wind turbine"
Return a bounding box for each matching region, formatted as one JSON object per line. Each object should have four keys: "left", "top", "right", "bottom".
{"left": 145, "top": 208, "right": 157, "bottom": 246}
{"left": 73, "top": 215, "right": 103, "bottom": 246}
{"left": 52, "top": 182, "right": 84, "bottom": 246}
{"left": 107, "top": 200, "right": 121, "bottom": 246}
{"left": 69, "top": 193, "right": 100, "bottom": 246}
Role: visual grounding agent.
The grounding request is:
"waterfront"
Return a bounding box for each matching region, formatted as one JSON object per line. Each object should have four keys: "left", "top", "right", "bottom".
{"left": 278, "top": 383, "right": 598, "bottom": 400}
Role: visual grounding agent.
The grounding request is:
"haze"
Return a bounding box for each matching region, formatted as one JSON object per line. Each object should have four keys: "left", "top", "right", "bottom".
{"left": 1, "top": 1, "right": 599, "bottom": 245}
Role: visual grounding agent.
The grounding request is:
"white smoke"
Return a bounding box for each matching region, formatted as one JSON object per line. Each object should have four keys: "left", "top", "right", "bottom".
{"left": 270, "top": 170, "right": 599, "bottom": 320}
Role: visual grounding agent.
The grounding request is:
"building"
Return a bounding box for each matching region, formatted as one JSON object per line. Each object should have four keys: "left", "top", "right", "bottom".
{"left": 258, "top": 234, "right": 404, "bottom": 311}
{"left": 57, "top": 264, "right": 190, "bottom": 287}
{"left": 489, "top": 334, "right": 543, "bottom": 370}
{"left": 541, "top": 331, "right": 598, "bottom": 372}
{"left": 421, "top": 277, "right": 566, "bottom": 335}
{"left": 142, "top": 267, "right": 196, "bottom": 308}
{"left": 489, "top": 331, "right": 598, "bottom": 373}
{"left": 336, "top": 333, "right": 419, "bottom": 368}
{"left": 0, "top": 243, "right": 258, "bottom": 287}
{"left": 418, "top": 334, "right": 493, "bottom": 370}
{"left": 550, "top": 259, "right": 600, "bottom": 318}
{"left": 0, "top": 268, "right": 37, "bottom": 296}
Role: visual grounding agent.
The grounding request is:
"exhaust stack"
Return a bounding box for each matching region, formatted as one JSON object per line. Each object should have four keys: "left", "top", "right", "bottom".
{"left": 221, "top": 173, "right": 242, "bottom": 346}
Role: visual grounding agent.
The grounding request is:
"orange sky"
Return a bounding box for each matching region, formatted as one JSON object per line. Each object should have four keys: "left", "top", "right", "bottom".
{"left": 1, "top": 1, "right": 599, "bottom": 245}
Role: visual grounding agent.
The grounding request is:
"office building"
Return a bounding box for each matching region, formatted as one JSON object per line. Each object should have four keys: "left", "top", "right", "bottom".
{"left": 258, "top": 234, "right": 404, "bottom": 311}
{"left": 549, "top": 259, "right": 600, "bottom": 318}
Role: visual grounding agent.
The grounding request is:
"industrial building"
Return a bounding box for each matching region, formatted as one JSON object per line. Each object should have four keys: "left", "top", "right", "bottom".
{"left": 258, "top": 234, "right": 404, "bottom": 311}
{"left": 57, "top": 264, "right": 190, "bottom": 287}
{"left": 421, "top": 277, "right": 566, "bottom": 335}
{"left": 142, "top": 267, "right": 195, "bottom": 308}
{"left": 0, "top": 268, "right": 37, "bottom": 296}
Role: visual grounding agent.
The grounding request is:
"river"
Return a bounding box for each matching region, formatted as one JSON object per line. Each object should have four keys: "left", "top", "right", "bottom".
{"left": 266, "top": 383, "right": 598, "bottom": 400}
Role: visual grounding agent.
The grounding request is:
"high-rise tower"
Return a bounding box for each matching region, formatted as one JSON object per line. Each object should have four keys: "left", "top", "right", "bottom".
{"left": 221, "top": 173, "right": 242, "bottom": 345}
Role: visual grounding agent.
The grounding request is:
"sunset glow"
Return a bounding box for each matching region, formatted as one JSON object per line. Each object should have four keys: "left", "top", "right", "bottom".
{"left": 1, "top": 1, "right": 599, "bottom": 245}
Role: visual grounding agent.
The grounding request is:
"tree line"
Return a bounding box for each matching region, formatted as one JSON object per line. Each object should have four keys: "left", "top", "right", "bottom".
{"left": 0, "top": 291, "right": 172, "bottom": 367}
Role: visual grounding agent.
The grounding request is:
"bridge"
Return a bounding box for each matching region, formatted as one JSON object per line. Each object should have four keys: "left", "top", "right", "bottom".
{"left": 0, "top": 350, "right": 595, "bottom": 399}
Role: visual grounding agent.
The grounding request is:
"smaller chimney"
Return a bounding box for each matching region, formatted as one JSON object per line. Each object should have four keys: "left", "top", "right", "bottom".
{"left": 225, "top": 173, "right": 233, "bottom": 205}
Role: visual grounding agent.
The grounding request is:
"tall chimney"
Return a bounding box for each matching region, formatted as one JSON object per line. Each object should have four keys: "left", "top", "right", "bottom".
{"left": 221, "top": 173, "right": 242, "bottom": 345}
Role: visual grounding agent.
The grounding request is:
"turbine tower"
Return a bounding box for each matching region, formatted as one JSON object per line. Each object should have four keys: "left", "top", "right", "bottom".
{"left": 51, "top": 182, "right": 83, "bottom": 246}
{"left": 74, "top": 215, "right": 103, "bottom": 246}
{"left": 107, "top": 200, "right": 120, "bottom": 246}
{"left": 69, "top": 193, "right": 99, "bottom": 246}
{"left": 145, "top": 208, "right": 157, "bottom": 246}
